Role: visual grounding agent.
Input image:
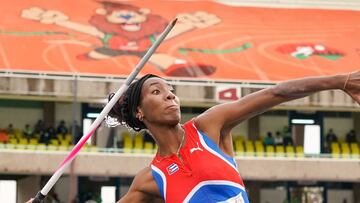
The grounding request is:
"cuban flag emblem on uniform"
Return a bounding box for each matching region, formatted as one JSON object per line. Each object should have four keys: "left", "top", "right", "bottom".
{"left": 167, "top": 163, "right": 179, "bottom": 175}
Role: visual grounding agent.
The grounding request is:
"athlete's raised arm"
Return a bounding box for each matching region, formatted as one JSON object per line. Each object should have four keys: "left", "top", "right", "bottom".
{"left": 194, "top": 71, "right": 360, "bottom": 144}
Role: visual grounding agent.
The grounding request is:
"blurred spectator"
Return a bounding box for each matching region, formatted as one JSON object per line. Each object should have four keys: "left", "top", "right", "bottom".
{"left": 264, "top": 132, "right": 275, "bottom": 146}
{"left": 22, "top": 124, "right": 33, "bottom": 139}
{"left": 282, "top": 126, "right": 293, "bottom": 146}
{"left": 326, "top": 128, "right": 338, "bottom": 146}
{"left": 345, "top": 130, "right": 357, "bottom": 143}
{"left": 6, "top": 123, "right": 14, "bottom": 135}
{"left": 274, "top": 131, "right": 283, "bottom": 146}
{"left": 34, "top": 119, "right": 45, "bottom": 134}
{"left": 48, "top": 127, "right": 57, "bottom": 139}
{"left": 283, "top": 136, "right": 293, "bottom": 146}
{"left": 40, "top": 127, "right": 56, "bottom": 144}
{"left": 282, "top": 126, "right": 290, "bottom": 137}
{"left": 71, "top": 121, "right": 82, "bottom": 144}
{"left": 40, "top": 130, "right": 51, "bottom": 144}
{"left": 57, "top": 120, "right": 68, "bottom": 136}
{"left": 40, "top": 129, "right": 51, "bottom": 144}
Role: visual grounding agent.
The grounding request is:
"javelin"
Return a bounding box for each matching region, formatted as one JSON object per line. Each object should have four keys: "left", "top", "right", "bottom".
{"left": 32, "top": 18, "right": 178, "bottom": 203}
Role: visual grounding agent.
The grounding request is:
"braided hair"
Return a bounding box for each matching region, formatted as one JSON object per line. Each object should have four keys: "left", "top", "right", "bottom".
{"left": 108, "top": 74, "right": 159, "bottom": 131}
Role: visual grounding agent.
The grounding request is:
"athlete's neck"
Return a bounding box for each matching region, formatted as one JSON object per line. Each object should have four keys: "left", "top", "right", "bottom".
{"left": 148, "top": 124, "right": 185, "bottom": 157}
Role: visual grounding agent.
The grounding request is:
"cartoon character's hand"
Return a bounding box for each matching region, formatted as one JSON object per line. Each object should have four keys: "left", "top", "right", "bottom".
{"left": 21, "top": 7, "right": 69, "bottom": 24}
{"left": 176, "top": 11, "right": 220, "bottom": 28}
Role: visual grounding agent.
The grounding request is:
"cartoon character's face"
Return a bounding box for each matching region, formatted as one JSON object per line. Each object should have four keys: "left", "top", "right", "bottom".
{"left": 106, "top": 10, "right": 147, "bottom": 32}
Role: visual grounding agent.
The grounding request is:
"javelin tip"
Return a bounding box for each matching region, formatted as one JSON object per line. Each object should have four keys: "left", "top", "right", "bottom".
{"left": 171, "top": 18, "right": 178, "bottom": 26}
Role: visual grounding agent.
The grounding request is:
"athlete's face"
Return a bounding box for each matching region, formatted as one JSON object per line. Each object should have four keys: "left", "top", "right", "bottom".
{"left": 137, "top": 77, "right": 181, "bottom": 126}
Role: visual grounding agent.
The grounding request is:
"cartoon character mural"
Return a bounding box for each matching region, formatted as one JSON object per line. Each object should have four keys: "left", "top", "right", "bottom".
{"left": 276, "top": 43, "right": 344, "bottom": 60}
{"left": 21, "top": 1, "right": 221, "bottom": 77}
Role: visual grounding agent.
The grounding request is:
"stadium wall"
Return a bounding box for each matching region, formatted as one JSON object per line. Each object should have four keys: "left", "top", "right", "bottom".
{"left": 1, "top": 150, "right": 359, "bottom": 182}
{"left": 0, "top": 107, "right": 42, "bottom": 130}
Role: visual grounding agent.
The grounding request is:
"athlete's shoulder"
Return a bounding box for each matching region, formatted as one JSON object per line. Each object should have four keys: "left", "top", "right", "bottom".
{"left": 183, "top": 118, "right": 195, "bottom": 126}
{"left": 183, "top": 118, "right": 199, "bottom": 131}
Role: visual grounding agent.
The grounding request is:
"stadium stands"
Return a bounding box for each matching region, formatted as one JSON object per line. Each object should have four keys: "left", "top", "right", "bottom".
{"left": 1, "top": 126, "right": 359, "bottom": 159}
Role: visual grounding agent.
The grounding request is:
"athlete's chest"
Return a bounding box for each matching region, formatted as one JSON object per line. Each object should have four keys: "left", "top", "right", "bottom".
{"left": 159, "top": 135, "right": 239, "bottom": 183}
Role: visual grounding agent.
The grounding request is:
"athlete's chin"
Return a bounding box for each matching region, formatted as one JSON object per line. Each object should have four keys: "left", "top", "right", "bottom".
{"left": 165, "top": 116, "right": 181, "bottom": 126}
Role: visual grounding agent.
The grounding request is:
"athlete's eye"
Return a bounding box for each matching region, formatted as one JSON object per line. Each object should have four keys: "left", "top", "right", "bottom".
{"left": 152, "top": 89, "right": 160, "bottom": 95}
{"left": 169, "top": 85, "right": 175, "bottom": 92}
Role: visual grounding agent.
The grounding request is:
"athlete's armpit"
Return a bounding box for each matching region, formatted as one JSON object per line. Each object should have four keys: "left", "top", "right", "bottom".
{"left": 117, "top": 167, "right": 163, "bottom": 203}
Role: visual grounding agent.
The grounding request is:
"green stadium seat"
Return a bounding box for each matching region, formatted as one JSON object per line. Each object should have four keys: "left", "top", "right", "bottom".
{"left": 9, "top": 138, "right": 17, "bottom": 145}
{"left": 60, "top": 140, "right": 70, "bottom": 147}
{"left": 255, "top": 141, "right": 265, "bottom": 157}
{"left": 266, "top": 145, "right": 275, "bottom": 157}
{"left": 295, "top": 146, "right": 304, "bottom": 157}
{"left": 144, "top": 142, "right": 154, "bottom": 154}
{"left": 255, "top": 140, "right": 263, "bottom": 147}
{"left": 50, "top": 139, "right": 59, "bottom": 146}
{"left": 275, "top": 145, "right": 285, "bottom": 157}
{"left": 341, "top": 143, "right": 351, "bottom": 158}
{"left": 29, "top": 138, "right": 39, "bottom": 145}
{"left": 234, "top": 140, "right": 244, "bottom": 155}
{"left": 285, "top": 146, "right": 295, "bottom": 157}
{"left": 350, "top": 143, "right": 359, "bottom": 158}
{"left": 65, "top": 134, "right": 72, "bottom": 142}
{"left": 19, "top": 138, "right": 28, "bottom": 145}
{"left": 245, "top": 140, "right": 255, "bottom": 156}
{"left": 133, "top": 133, "right": 144, "bottom": 153}
{"left": 123, "top": 134, "right": 133, "bottom": 153}
{"left": 330, "top": 142, "right": 341, "bottom": 158}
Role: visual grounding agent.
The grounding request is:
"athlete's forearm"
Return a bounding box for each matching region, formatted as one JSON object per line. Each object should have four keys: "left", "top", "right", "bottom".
{"left": 270, "top": 74, "right": 346, "bottom": 99}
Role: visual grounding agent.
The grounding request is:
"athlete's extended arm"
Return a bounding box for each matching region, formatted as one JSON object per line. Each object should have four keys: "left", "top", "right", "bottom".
{"left": 195, "top": 71, "right": 360, "bottom": 143}
{"left": 117, "top": 167, "right": 164, "bottom": 203}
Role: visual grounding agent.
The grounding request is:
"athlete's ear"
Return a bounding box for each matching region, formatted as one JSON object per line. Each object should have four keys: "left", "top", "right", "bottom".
{"left": 138, "top": 8, "right": 150, "bottom": 15}
{"left": 136, "top": 107, "right": 145, "bottom": 121}
{"left": 96, "top": 8, "right": 107, "bottom": 15}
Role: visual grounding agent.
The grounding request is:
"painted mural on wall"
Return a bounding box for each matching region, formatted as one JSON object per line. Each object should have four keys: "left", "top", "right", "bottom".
{"left": 276, "top": 44, "right": 344, "bottom": 60}
{"left": 0, "top": 0, "right": 359, "bottom": 81}
{"left": 21, "top": 2, "right": 225, "bottom": 77}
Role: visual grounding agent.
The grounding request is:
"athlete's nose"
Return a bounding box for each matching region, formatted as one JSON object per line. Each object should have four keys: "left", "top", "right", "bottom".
{"left": 166, "top": 90, "right": 176, "bottom": 100}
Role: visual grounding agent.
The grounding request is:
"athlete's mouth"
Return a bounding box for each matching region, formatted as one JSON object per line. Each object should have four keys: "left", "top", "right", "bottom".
{"left": 165, "top": 105, "right": 179, "bottom": 111}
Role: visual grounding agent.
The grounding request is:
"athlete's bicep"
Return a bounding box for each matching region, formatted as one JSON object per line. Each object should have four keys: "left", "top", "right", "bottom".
{"left": 195, "top": 88, "right": 277, "bottom": 136}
